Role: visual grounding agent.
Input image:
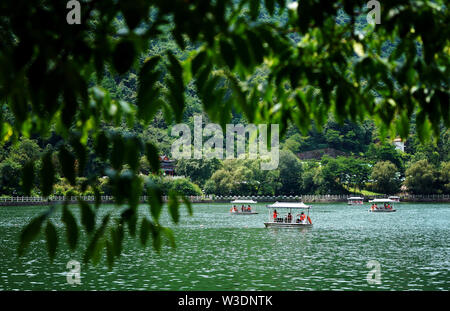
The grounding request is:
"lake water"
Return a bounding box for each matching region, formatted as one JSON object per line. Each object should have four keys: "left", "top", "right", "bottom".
{"left": 0, "top": 203, "right": 449, "bottom": 290}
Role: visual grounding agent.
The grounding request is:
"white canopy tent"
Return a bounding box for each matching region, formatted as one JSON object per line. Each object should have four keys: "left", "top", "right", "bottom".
{"left": 369, "top": 198, "right": 397, "bottom": 203}
{"left": 266, "top": 202, "right": 311, "bottom": 209}
{"left": 231, "top": 199, "right": 257, "bottom": 204}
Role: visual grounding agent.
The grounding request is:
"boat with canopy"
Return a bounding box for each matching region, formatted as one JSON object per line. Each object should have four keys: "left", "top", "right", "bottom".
{"left": 368, "top": 198, "right": 397, "bottom": 212}
{"left": 388, "top": 196, "right": 400, "bottom": 202}
{"left": 230, "top": 199, "right": 258, "bottom": 214}
{"left": 347, "top": 196, "right": 364, "bottom": 205}
{"left": 264, "top": 202, "right": 313, "bottom": 228}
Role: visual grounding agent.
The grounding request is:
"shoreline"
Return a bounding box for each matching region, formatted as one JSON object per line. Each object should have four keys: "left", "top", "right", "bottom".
{"left": 1, "top": 195, "right": 449, "bottom": 206}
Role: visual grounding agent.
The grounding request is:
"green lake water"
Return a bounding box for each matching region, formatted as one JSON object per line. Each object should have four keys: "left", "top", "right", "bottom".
{"left": 0, "top": 203, "right": 449, "bottom": 290}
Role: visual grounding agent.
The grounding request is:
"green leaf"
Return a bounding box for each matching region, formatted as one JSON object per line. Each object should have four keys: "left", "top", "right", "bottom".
{"left": 18, "top": 214, "right": 47, "bottom": 256}
{"left": 139, "top": 217, "right": 150, "bottom": 246}
{"left": 250, "top": 0, "right": 260, "bottom": 20}
{"left": 21, "top": 161, "right": 34, "bottom": 196}
{"left": 62, "top": 205, "right": 78, "bottom": 251}
{"left": 137, "top": 56, "right": 162, "bottom": 123}
{"left": 105, "top": 240, "right": 114, "bottom": 270}
{"left": 93, "top": 186, "right": 102, "bottom": 209}
{"left": 145, "top": 142, "right": 160, "bottom": 174}
{"left": 168, "top": 190, "right": 180, "bottom": 224}
{"left": 147, "top": 181, "right": 163, "bottom": 221}
{"left": 40, "top": 151, "right": 55, "bottom": 197}
{"left": 79, "top": 200, "right": 95, "bottom": 234}
{"left": 265, "top": 0, "right": 275, "bottom": 15}
{"left": 44, "top": 221, "right": 58, "bottom": 261}
{"left": 58, "top": 145, "right": 76, "bottom": 185}
{"left": 161, "top": 226, "right": 176, "bottom": 248}
{"left": 148, "top": 221, "right": 161, "bottom": 252}
{"left": 113, "top": 40, "right": 136, "bottom": 75}
{"left": 166, "top": 52, "right": 185, "bottom": 123}
{"left": 95, "top": 131, "right": 109, "bottom": 160}
{"left": 181, "top": 195, "right": 193, "bottom": 216}
{"left": 125, "top": 136, "right": 142, "bottom": 172}
{"left": 111, "top": 133, "right": 125, "bottom": 170}
{"left": 231, "top": 35, "right": 252, "bottom": 67}
{"left": 121, "top": 207, "right": 137, "bottom": 237}
{"left": 84, "top": 214, "right": 110, "bottom": 264}
{"left": 219, "top": 39, "right": 236, "bottom": 69}
{"left": 119, "top": 0, "right": 150, "bottom": 30}
{"left": 191, "top": 50, "right": 207, "bottom": 76}
{"left": 111, "top": 224, "right": 124, "bottom": 257}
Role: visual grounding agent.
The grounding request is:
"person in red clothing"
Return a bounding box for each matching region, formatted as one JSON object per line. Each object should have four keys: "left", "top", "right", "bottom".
{"left": 299, "top": 212, "right": 306, "bottom": 222}
{"left": 273, "top": 209, "right": 278, "bottom": 221}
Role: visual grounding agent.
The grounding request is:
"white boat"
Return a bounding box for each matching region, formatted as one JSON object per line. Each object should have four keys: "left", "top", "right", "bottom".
{"left": 264, "top": 202, "right": 313, "bottom": 228}
{"left": 368, "top": 198, "right": 397, "bottom": 212}
{"left": 388, "top": 196, "right": 400, "bottom": 202}
{"left": 230, "top": 199, "right": 258, "bottom": 214}
{"left": 348, "top": 196, "right": 364, "bottom": 205}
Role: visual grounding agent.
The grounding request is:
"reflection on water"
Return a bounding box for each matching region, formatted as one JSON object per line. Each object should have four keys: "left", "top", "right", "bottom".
{"left": 0, "top": 203, "right": 449, "bottom": 290}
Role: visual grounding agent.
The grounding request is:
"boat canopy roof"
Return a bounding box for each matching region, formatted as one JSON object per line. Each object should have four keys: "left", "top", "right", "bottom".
{"left": 348, "top": 196, "right": 364, "bottom": 200}
{"left": 266, "top": 202, "right": 311, "bottom": 209}
{"left": 231, "top": 199, "right": 257, "bottom": 204}
{"left": 369, "top": 198, "right": 397, "bottom": 203}
{"left": 388, "top": 196, "right": 400, "bottom": 198}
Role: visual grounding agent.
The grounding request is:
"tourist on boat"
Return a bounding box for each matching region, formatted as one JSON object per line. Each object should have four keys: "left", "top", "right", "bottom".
{"left": 299, "top": 212, "right": 306, "bottom": 223}
{"left": 247, "top": 205, "right": 251, "bottom": 212}
{"left": 241, "top": 205, "right": 245, "bottom": 212}
{"left": 273, "top": 209, "right": 278, "bottom": 221}
{"left": 287, "top": 212, "right": 292, "bottom": 223}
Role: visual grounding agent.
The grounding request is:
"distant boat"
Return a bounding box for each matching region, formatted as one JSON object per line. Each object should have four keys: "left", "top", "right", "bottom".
{"left": 348, "top": 196, "right": 364, "bottom": 205}
{"left": 264, "top": 202, "right": 313, "bottom": 228}
{"left": 368, "top": 198, "right": 397, "bottom": 212}
{"left": 388, "top": 196, "right": 400, "bottom": 202}
{"left": 230, "top": 199, "right": 258, "bottom": 215}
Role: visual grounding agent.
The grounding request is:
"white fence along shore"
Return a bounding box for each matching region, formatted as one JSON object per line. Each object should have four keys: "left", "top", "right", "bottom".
{"left": 1, "top": 194, "right": 450, "bottom": 206}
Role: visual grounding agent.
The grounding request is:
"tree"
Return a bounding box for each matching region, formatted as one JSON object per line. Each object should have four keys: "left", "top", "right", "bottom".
{"left": 169, "top": 177, "right": 202, "bottom": 196}
{"left": 278, "top": 150, "right": 303, "bottom": 195}
{"left": 317, "top": 156, "right": 347, "bottom": 194}
{"left": 175, "top": 158, "right": 222, "bottom": 187}
{"left": 404, "top": 160, "right": 436, "bottom": 194}
{"left": 370, "top": 161, "right": 401, "bottom": 195}
{"left": 438, "top": 162, "right": 450, "bottom": 194}
{"left": 0, "top": 0, "right": 448, "bottom": 266}
{"left": 367, "top": 143, "right": 404, "bottom": 173}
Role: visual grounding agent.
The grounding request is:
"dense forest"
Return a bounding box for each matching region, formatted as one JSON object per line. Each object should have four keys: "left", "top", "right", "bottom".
{"left": 0, "top": 5, "right": 449, "bottom": 198}
{"left": 1, "top": 93, "right": 449, "bottom": 197}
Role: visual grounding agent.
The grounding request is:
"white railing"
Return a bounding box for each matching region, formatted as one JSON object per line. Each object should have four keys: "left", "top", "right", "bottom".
{"left": 0, "top": 194, "right": 449, "bottom": 204}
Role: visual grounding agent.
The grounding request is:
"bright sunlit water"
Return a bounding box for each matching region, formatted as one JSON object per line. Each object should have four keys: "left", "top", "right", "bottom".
{"left": 0, "top": 203, "right": 449, "bottom": 290}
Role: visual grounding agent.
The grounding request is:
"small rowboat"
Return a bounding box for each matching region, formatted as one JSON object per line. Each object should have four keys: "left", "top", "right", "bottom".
{"left": 368, "top": 198, "right": 397, "bottom": 212}
{"left": 348, "top": 196, "right": 364, "bottom": 205}
{"left": 264, "top": 202, "right": 313, "bottom": 228}
{"left": 230, "top": 199, "right": 258, "bottom": 215}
